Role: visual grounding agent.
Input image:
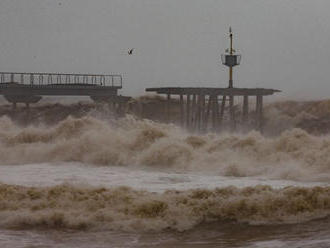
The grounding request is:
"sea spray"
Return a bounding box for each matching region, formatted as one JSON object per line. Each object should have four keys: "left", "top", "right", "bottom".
{"left": 0, "top": 116, "right": 330, "bottom": 181}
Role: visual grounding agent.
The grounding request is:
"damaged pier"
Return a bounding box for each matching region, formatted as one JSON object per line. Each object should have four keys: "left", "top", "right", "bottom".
{"left": 0, "top": 72, "right": 131, "bottom": 113}
{"left": 146, "top": 87, "right": 280, "bottom": 132}
{"left": 146, "top": 28, "right": 280, "bottom": 132}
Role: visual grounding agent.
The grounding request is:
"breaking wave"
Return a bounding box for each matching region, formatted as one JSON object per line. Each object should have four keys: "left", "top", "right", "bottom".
{"left": 0, "top": 115, "right": 330, "bottom": 181}
{"left": 1, "top": 183, "right": 330, "bottom": 232}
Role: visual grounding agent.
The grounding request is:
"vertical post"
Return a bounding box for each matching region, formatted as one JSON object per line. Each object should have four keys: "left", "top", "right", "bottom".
{"left": 256, "top": 95, "right": 260, "bottom": 131}
{"left": 197, "top": 94, "right": 202, "bottom": 131}
{"left": 211, "top": 96, "right": 216, "bottom": 130}
{"left": 229, "top": 95, "right": 235, "bottom": 131}
{"left": 220, "top": 95, "right": 226, "bottom": 125}
{"left": 243, "top": 95, "right": 249, "bottom": 122}
{"left": 259, "top": 95, "right": 263, "bottom": 132}
{"left": 205, "top": 95, "right": 212, "bottom": 131}
{"left": 201, "top": 94, "right": 206, "bottom": 131}
{"left": 229, "top": 28, "right": 234, "bottom": 88}
{"left": 186, "top": 94, "right": 191, "bottom": 129}
{"left": 256, "top": 95, "right": 263, "bottom": 132}
{"left": 180, "top": 93, "right": 184, "bottom": 127}
{"left": 167, "top": 93, "right": 171, "bottom": 123}
{"left": 192, "top": 94, "right": 196, "bottom": 130}
{"left": 215, "top": 96, "right": 220, "bottom": 131}
{"left": 30, "top": 74, "right": 34, "bottom": 85}
{"left": 229, "top": 67, "right": 233, "bottom": 88}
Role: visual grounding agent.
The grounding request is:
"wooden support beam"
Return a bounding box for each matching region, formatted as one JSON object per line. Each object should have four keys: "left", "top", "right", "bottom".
{"left": 243, "top": 95, "right": 249, "bottom": 122}
{"left": 192, "top": 94, "right": 196, "bottom": 129}
{"left": 180, "top": 93, "right": 184, "bottom": 127}
{"left": 211, "top": 95, "right": 216, "bottom": 130}
{"left": 229, "top": 95, "right": 236, "bottom": 131}
{"left": 197, "top": 94, "right": 202, "bottom": 131}
{"left": 215, "top": 96, "right": 220, "bottom": 131}
{"left": 257, "top": 95, "right": 263, "bottom": 132}
{"left": 205, "top": 95, "right": 211, "bottom": 130}
{"left": 186, "top": 94, "right": 191, "bottom": 129}
{"left": 256, "top": 95, "right": 260, "bottom": 130}
{"left": 220, "top": 95, "right": 226, "bottom": 124}
{"left": 201, "top": 94, "right": 206, "bottom": 131}
{"left": 256, "top": 95, "right": 264, "bottom": 132}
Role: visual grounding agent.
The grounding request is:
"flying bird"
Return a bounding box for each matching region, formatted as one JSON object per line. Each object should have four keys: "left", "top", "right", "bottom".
{"left": 128, "top": 48, "right": 134, "bottom": 55}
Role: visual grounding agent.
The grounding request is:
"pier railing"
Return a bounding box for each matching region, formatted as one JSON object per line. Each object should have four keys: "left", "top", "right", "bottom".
{"left": 0, "top": 72, "right": 122, "bottom": 87}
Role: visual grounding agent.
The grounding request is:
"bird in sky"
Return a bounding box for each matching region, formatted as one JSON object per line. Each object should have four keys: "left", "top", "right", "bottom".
{"left": 128, "top": 48, "right": 134, "bottom": 55}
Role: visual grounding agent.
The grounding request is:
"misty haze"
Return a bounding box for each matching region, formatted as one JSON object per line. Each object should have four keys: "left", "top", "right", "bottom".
{"left": 1, "top": 1, "right": 330, "bottom": 248}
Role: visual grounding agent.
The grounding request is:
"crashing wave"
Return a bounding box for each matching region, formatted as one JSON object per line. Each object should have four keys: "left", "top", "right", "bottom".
{"left": 0, "top": 115, "right": 330, "bottom": 181}
{"left": 0, "top": 183, "right": 330, "bottom": 232}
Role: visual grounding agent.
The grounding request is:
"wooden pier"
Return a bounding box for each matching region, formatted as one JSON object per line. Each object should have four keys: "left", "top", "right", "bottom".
{"left": 146, "top": 87, "right": 280, "bottom": 132}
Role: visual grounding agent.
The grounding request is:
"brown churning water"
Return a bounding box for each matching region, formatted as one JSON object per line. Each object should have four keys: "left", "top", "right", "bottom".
{"left": 1, "top": 101, "right": 330, "bottom": 247}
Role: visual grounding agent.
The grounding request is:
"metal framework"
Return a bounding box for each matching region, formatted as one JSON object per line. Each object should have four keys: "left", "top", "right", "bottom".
{"left": 0, "top": 72, "right": 124, "bottom": 107}
{"left": 0, "top": 72, "right": 122, "bottom": 87}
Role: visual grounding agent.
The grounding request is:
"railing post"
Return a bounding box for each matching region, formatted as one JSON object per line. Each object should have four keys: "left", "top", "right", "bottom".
{"left": 39, "top": 74, "right": 43, "bottom": 85}
{"left": 57, "top": 75, "right": 61, "bottom": 84}
{"left": 66, "top": 75, "right": 70, "bottom": 84}
{"left": 83, "top": 75, "right": 88, "bottom": 84}
{"left": 48, "top": 74, "right": 52, "bottom": 84}
{"left": 30, "top": 74, "right": 34, "bottom": 85}
{"left": 101, "top": 75, "right": 105, "bottom": 86}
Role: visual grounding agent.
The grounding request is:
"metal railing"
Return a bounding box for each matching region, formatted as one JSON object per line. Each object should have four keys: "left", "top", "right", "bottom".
{"left": 0, "top": 72, "right": 122, "bottom": 87}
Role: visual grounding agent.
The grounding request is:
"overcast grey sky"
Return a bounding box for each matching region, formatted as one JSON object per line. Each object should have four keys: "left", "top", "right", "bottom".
{"left": 0, "top": 0, "right": 329, "bottom": 99}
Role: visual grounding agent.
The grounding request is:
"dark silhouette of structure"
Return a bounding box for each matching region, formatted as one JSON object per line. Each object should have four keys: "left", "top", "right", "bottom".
{"left": 0, "top": 72, "right": 130, "bottom": 109}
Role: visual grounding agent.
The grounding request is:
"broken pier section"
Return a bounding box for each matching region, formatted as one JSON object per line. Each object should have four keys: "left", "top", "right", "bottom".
{"left": 146, "top": 87, "right": 280, "bottom": 132}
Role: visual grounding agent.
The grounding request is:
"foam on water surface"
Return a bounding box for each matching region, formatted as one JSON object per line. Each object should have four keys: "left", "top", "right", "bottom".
{"left": 0, "top": 162, "right": 327, "bottom": 192}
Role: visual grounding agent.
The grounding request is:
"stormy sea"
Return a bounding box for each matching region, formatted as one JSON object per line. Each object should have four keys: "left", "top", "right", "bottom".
{"left": 1, "top": 99, "right": 330, "bottom": 248}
